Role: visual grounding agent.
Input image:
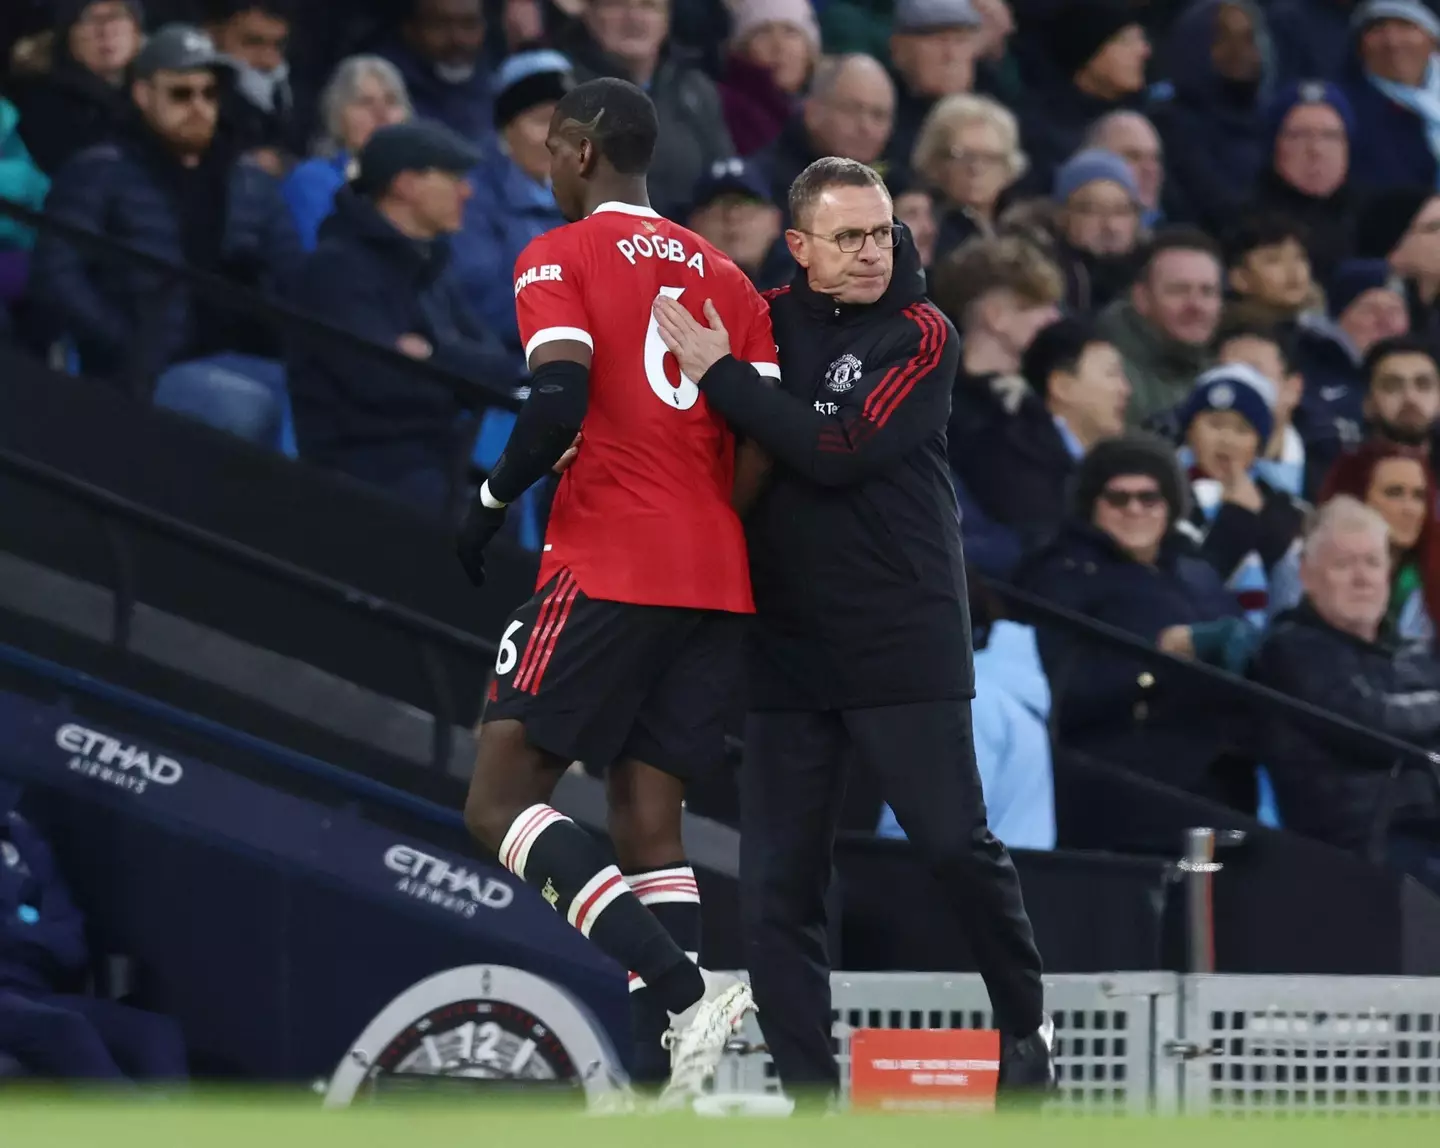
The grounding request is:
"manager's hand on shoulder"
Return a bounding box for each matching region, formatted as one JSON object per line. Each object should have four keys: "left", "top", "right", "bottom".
{"left": 456, "top": 500, "right": 508, "bottom": 587}
{"left": 653, "top": 296, "right": 732, "bottom": 383}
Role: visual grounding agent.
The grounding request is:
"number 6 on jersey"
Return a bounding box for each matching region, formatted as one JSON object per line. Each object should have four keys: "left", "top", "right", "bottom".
{"left": 644, "top": 287, "right": 699, "bottom": 410}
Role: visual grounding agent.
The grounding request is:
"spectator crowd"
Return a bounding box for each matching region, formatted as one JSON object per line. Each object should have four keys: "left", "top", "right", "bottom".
{"left": 3, "top": 0, "right": 1440, "bottom": 887}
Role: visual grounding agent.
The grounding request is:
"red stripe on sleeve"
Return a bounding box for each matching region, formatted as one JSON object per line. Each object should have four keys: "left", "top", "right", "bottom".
{"left": 872, "top": 307, "right": 945, "bottom": 428}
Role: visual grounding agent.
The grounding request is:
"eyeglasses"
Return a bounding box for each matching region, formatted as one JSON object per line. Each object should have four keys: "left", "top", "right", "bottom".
{"left": 161, "top": 82, "right": 219, "bottom": 105}
{"left": 1099, "top": 488, "right": 1165, "bottom": 510}
{"left": 797, "top": 224, "right": 899, "bottom": 253}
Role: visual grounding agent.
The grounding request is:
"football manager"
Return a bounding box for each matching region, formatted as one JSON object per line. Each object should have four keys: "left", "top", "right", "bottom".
{"left": 652, "top": 156, "right": 1053, "bottom": 1101}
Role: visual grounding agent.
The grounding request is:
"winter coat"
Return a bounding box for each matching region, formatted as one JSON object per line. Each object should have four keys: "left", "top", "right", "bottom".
{"left": 1249, "top": 167, "right": 1358, "bottom": 283}
{"left": 1340, "top": 50, "right": 1439, "bottom": 192}
{"left": 30, "top": 125, "right": 301, "bottom": 382}
{"left": 1289, "top": 313, "right": 1367, "bottom": 494}
{"left": 1018, "top": 83, "right": 1149, "bottom": 196}
{"left": 1250, "top": 602, "right": 1440, "bottom": 851}
{"left": 287, "top": 188, "right": 519, "bottom": 476}
{"left": 1152, "top": 0, "right": 1277, "bottom": 233}
{"left": 281, "top": 152, "right": 351, "bottom": 252}
{"left": 1267, "top": 0, "right": 1355, "bottom": 86}
{"left": 10, "top": 30, "right": 131, "bottom": 177}
{"left": 451, "top": 144, "right": 567, "bottom": 376}
{"left": 1097, "top": 298, "right": 1215, "bottom": 427}
{"left": 377, "top": 41, "right": 493, "bottom": 146}
{"left": 877, "top": 620, "right": 1056, "bottom": 849}
{"left": 0, "top": 98, "right": 49, "bottom": 250}
{"left": 1015, "top": 520, "right": 1244, "bottom": 795}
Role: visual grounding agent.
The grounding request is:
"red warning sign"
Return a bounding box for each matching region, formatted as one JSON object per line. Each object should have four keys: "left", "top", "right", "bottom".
{"left": 849, "top": 1028, "right": 1000, "bottom": 1112}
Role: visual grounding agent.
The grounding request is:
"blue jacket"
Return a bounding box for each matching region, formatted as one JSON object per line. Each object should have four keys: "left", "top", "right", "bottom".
{"left": 282, "top": 153, "right": 351, "bottom": 252}
{"left": 1267, "top": 0, "right": 1353, "bottom": 85}
{"left": 31, "top": 129, "right": 301, "bottom": 381}
{"left": 1016, "top": 521, "right": 1244, "bottom": 796}
{"left": 451, "top": 146, "right": 566, "bottom": 374}
{"left": 1341, "top": 51, "right": 1438, "bottom": 191}
{"left": 0, "top": 98, "right": 49, "bottom": 250}
{"left": 1153, "top": 0, "right": 1276, "bottom": 231}
{"left": 0, "top": 803, "right": 87, "bottom": 994}
{"left": 1289, "top": 314, "right": 1367, "bottom": 494}
{"left": 877, "top": 621, "right": 1056, "bottom": 849}
{"left": 378, "top": 42, "right": 493, "bottom": 146}
{"left": 287, "top": 187, "right": 520, "bottom": 473}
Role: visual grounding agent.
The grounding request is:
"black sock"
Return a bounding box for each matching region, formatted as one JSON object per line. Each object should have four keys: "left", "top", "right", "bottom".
{"left": 624, "top": 865, "right": 702, "bottom": 1081}
{"left": 497, "top": 805, "right": 706, "bottom": 1015}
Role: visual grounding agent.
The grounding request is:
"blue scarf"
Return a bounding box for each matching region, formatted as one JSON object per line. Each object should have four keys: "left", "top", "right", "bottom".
{"left": 1371, "top": 56, "right": 1440, "bottom": 187}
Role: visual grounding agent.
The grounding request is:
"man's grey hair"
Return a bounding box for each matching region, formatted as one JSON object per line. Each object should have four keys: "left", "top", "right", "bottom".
{"left": 1302, "top": 495, "right": 1390, "bottom": 562}
{"left": 1084, "top": 109, "right": 1160, "bottom": 150}
{"left": 809, "top": 53, "right": 889, "bottom": 104}
{"left": 788, "top": 156, "right": 890, "bottom": 230}
{"left": 318, "top": 55, "right": 412, "bottom": 155}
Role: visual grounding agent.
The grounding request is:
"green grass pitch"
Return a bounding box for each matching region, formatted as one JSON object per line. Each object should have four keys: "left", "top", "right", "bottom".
{"left": 3, "top": 1094, "right": 1438, "bottom": 1148}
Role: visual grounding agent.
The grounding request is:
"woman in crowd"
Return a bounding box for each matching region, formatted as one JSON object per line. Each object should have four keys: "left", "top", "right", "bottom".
{"left": 717, "top": 0, "right": 819, "bottom": 156}
{"left": 281, "top": 56, "right": 412, "bottom": 251}
{"left": 1016, "top": 434, "right": 1244, "bottom": 802}
{"left": 912, "top": 93, "right": 1027, "bottom": 265}
{"left": 1270, "top": 440, "right": 1440, "bottom": 647}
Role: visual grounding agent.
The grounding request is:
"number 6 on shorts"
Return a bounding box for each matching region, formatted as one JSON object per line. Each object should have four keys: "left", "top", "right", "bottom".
{"left": 496, "top": 619, "right": 525, "bottom": 676}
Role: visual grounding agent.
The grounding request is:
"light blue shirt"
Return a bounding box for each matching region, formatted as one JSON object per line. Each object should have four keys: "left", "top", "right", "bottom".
{"left": 1053, "top": 414, "right": 1085, "bottom": 461}
{"left": 877, "top": 622, "right": 1056, "bottom": 850}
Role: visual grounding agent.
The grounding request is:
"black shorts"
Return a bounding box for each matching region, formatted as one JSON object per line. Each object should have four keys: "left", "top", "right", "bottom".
{"left": 482, "top": 568, "right": 746, "bottom": 780}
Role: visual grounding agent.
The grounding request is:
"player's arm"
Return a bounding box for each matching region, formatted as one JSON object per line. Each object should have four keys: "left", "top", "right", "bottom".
{"left": 732, "top": 437, "right": 773, "bottom": 514}
{"left": 456, "top": 240, "right": 592, "bottom": 586}
{"left": 687, "top": 306, "right": 957, "bottom": 488}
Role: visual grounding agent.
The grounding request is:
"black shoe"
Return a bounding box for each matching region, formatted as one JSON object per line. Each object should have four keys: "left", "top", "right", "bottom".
{"left": 997, "top": 1014, "right": 1056, "bottom": 1105}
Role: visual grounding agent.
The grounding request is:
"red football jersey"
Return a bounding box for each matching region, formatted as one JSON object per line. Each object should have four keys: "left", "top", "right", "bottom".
{"left": 513, "top": 201, "right": 778, "bottom": 613}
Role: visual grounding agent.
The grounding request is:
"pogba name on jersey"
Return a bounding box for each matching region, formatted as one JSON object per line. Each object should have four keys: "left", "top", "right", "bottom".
{"left": 614, "top": 230, "right": 707, "bottom": 276}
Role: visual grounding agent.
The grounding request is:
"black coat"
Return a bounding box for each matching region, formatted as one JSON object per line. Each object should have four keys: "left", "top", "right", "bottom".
{"left": 11, "top": 63, "right": 129, "bottom": 176}
{"left": 696, "top": 234, "right": 970, "bottom": 710}
{"left": 1015, "top": 521, "right": 1244, "bottom": 795}
{"left": 1250, "top": 603, "right": 1440, "bottom": 852}
{"left": 287, "top": 188, "right": 519, "bottom": 476}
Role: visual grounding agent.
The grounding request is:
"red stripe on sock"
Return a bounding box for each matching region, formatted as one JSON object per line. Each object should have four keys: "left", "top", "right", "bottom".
{"left": 573, "top": 872, "right": 624, "bottom": 935}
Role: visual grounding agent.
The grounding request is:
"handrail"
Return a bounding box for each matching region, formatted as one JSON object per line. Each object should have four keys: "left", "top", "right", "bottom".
{"left": 3, "top": 191, "right": 1438, "bottom": 810}
{"left": 0, "top": 194, "right": 522, "bottom": 414}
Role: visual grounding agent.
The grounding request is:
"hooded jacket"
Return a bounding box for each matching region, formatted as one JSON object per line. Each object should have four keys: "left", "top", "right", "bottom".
{"left": 1098, "top": 298, "right": 1216, "bottom": 428}
{"left": 695, "top": 231, "right": 970, "bottom": 709}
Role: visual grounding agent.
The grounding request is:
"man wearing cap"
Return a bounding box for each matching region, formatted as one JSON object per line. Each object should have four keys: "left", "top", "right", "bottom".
{"left": 1251, "top": 81, "right": 1358, "bottom": 283}
{"left": 882, "top": 0, "right": 984, "bottom": 184}
{"left": 1052, "top": 147, "right": 1144, "bottom": 313}
{"left": 1343, "top": 0, "right": 1440, "bottom": 190}
{"left": 288, "top": 120, "right": 520, "bottom": 515}
{"left": 685, "top": 157, "right": 788, "bottom": 290}
{"left": 1018, "top": 0, "right": 1152, "bottom": 193}
{"left": 457, "top": 49, "right": 572, "bottom": 374}
{"left": 11, "top": 0, "right": 143, "bottom": 176}
{"left": 31, "top": 23, "right": 301, "bottom": 444}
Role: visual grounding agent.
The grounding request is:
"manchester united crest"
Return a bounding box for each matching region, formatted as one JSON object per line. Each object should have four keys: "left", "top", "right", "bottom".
{"left": 825, "top": 353, "right": 863, "bottom": 393}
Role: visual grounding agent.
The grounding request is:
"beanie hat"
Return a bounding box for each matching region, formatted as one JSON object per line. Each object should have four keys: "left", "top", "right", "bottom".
{"left": 1047, "top": 0, "right": 1143, "bottom": 80}
{"left": 494, "top": 49, "right": 573, "bottom": 130}
{"left": 1073, "top": 432, "right": 1188, "bottom": 523}
{"left": 1179, "top": 363, "right": 1277, "bottom": 445}
{"left": 1328, "top": 258, "right": 1405, "bottom": 317}
{"left": 56, "top": 0, "right": 143, "bottom": 32}
{"left": 1262, "top": 80, "right": 1356, "bottom": 149}
{"left": 1022, "top": 316, "right": 1106, "bottom": 396}
{"left": 893, "top": 0, "right": 983, "bottom": 34}
{"left": 1351, "top": 0, "right": 1440, "bottom": 41}
{"left": 729, "top": 0, "right": 821, "bottom": 54}
{"left": 1355, "top": 185, "right": 1434, "bottom": 259}
{"left": 1053, "top": 148, "right": 1139, "bottom": 204}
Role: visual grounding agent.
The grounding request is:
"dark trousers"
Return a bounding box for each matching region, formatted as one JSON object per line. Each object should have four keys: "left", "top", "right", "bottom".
{"left": 739, "top": 700, "right": 1045, "bottom": 1092}
{"left": 0, "top": 991, "right": 188, "bottom": 1080}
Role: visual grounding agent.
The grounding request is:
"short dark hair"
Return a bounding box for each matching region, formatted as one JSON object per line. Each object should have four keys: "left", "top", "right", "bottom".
{"left": 1364, "top": 333, "right": 1440, "bottom": 382}
{"left": 1221, "top": 211, "right": 1311, "bottom": 270}
{"left": 209, "top": 0, "right": 292, "bottom": 20}
{"left": 1215, "top": 319, "right": 1297, "bottom": 376}
{"left": 1022, "top": 316, "right": 1109, "bottom": 398}
{"left": 788, "top": 156, "right": 888, "bottom": 229}
{"left": 1139, "top": 225, "right": 1221, "bottom": 280}
{"left": 553, "top": 77, "right": 658, "bottom": 176}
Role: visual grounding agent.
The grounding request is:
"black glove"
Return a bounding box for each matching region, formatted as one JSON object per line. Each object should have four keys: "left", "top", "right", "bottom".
{"left": 456, "top": 500, "right": 508, "bottom": 587}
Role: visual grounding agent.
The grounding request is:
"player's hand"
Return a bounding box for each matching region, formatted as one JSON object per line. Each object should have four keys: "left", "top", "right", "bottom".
{"left": 397, "top": 333, "right": 433, "bottom": 360}
{"left": 455, "top": 500, "right": 508, "bottom": 587}
{"left": 554, "top": 432, "right": 581, "bottom": 474}
{"left": 653, "top": 296, "right": 733, "bottom": 383}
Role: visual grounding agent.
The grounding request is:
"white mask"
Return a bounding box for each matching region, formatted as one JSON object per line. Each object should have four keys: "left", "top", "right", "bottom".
{"left": 235, "top": 60, "right": 291, "bottom": 113}
{"left": 435, "top": 60, "right": 477, "bottom": 85}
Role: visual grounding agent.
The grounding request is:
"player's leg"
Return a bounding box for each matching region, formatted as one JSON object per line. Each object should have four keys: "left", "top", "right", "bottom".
{"left": 613, "top": 610, "right": 752, "bottom": 1104}
{"left": 607, "top": 758, "right": 696, "bottom": 1083}
{"left": 844, "top": 699, "right": 1053, "bottom": 1091}
{"left": 464, "top": 575, "right": 707, "bottom": 1021}
{"left": 738, "top": 708, "right": 849, "bottom": 1103}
